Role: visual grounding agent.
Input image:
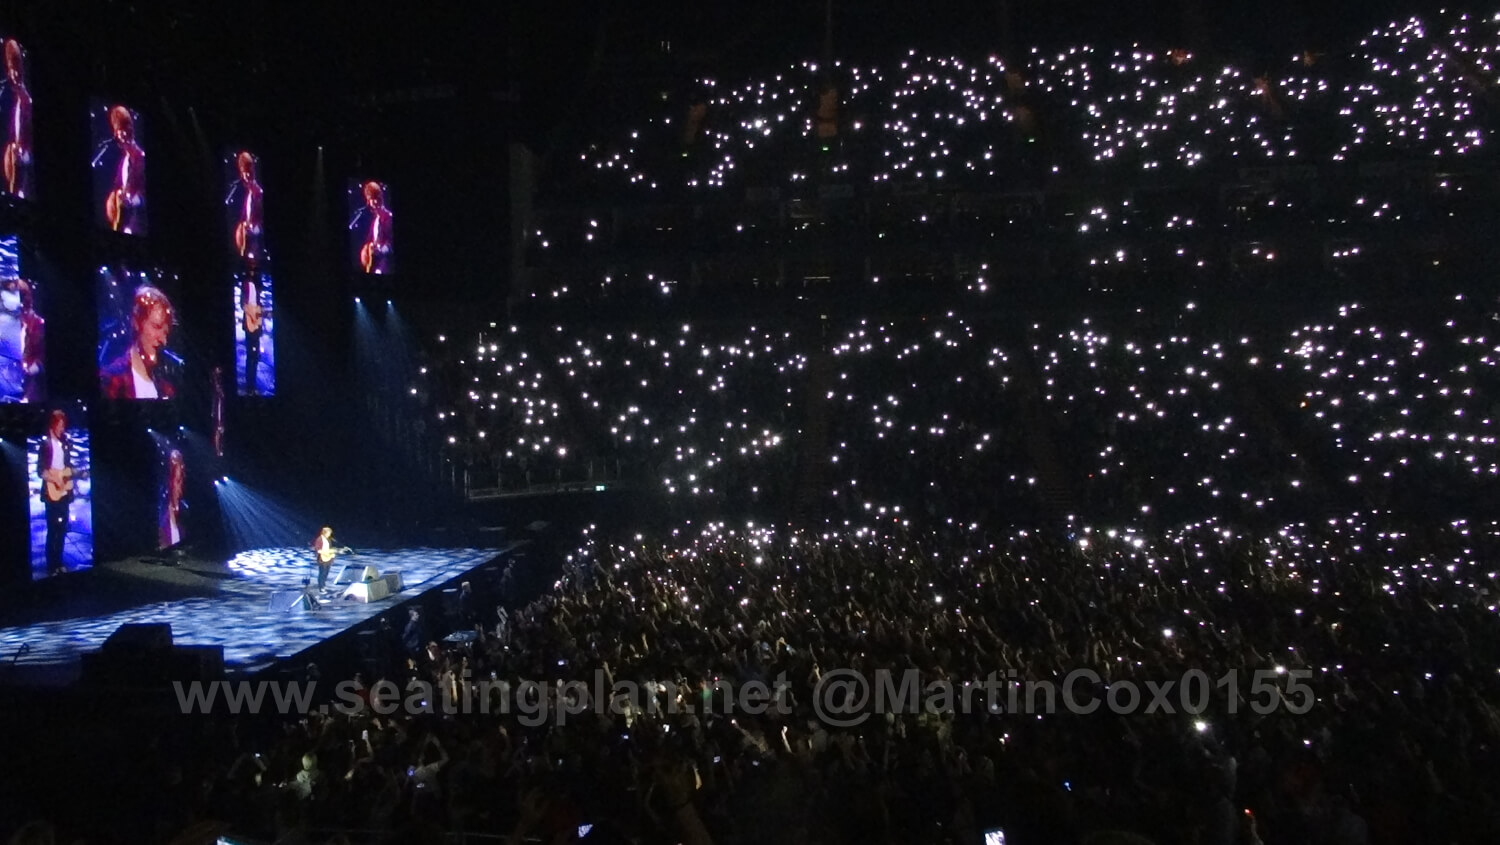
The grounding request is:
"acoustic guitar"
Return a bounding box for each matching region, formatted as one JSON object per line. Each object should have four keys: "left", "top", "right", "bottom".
{"left": 105, "top": 189, "right": 126, "bottom": 231}
{"left": 243, "top": 297, "right": 266, "bottom": 333}
{"left": 3, "top": 141, "right": 25, "bottom": 195}
{"left": 316, "top": 545, "right": 354, "bottom": 565}
{"left": 235, "top": 219, "right": 255, "bottom": 258}
{"left": 360, "top": 241, "right": 379, "bottom": 274}
{"left": 42, "top": 467, "right": 85, "bottom": 503}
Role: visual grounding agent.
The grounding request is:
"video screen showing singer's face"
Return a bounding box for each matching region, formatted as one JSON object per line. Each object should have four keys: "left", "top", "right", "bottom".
{"left": 97, "top": 268, "right": 179, "bottom": 400}
{"left": 347, "top": 179, "right": 393, "bottom": 275}
{"left": 234, "top": 270, "right": 275, "bottom": 396}
{"left": 158, "top": 441, "right": 186, "bottom": 550}
{"left": 29, "top": 406, "right": 93, "bottom": 579}
{"left": 225, "top": 150, "right": 264, "bottom": 264}
{"left": 0, "top": 233, "right": 44, "bottom": 403}
{"left": 0, "top": 37, "right": 33, "bottom": 200}
{"left": 90, "top": 101, "right": 146, "bottom": 235}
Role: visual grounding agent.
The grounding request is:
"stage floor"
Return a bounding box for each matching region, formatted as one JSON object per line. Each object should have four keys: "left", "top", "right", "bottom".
{"left": 0, "top": 546, "right": 513, "bottom": 684}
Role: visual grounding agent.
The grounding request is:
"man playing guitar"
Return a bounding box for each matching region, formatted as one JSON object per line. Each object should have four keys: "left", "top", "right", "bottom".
{"left": 351, "top": 181, "right": 392, "bottom": 274}
{"left": 2, "top": 39, "right": 32, "bottom": 199}
{"left": 38, "top": 410, "right": 76, "bottom": 576}
{"left": 228, "top": 151, "right": 263, "bottom": 261}
{"left": 311, "top": 526, "right": 352, "bottom": 590}
{"left": 102, "top": 106, "right": 144, "bottom": 234}
{"left": 240, "top": 274, "right": 267, "bottom": 395}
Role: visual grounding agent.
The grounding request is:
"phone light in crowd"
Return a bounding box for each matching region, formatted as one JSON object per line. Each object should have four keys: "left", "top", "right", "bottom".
{"left": 1194, "top": 720, "right": 1209, "bottom": 734}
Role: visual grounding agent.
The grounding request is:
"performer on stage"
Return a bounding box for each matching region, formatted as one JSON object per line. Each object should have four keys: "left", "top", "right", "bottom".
{"left": 97, "top": 105, "right": 145, "bottom": 234}
{"left": 239, "top": 274, "right": 264, "bottom": 394}
{"left": 226, "top": 151, "right": 263, "bottom": 262}
{"left": 349, "top": 181, "right": 392, "bottom": 274}
{"left": 159, "top": 448, "right": 185, "bottom": 549}
{"left": 2, "top": 38, "right": 32, "bottom": 199}
{"left": 311, "top": 526, "right": 350, "bottom": 591}
{"left": 38, "top": 410, "right": 74, "bottom": 576}
{"left": 101, "top": 285, "right": 175, "bottom": 399}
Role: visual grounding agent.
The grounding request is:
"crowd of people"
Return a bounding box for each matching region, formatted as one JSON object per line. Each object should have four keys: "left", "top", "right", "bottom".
{"left": 433, "top": 321, "right": 805, "bottom": 505}
{"left": 566, "top": 10, "right": 1496, "bottom": 198}
{"left": 429, "top": 291, "right": 1499, "bottom": 530}
{"left": 524, "top": 11, "right": 1498, "bottom": 303}
{"left": 39, "top": 508, "right": 1496, "bottom": 844}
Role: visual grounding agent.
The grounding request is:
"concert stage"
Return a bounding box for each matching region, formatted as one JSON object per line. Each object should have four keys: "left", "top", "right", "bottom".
{"left": 0, "top": 545, "right": 518, "bottom": 685}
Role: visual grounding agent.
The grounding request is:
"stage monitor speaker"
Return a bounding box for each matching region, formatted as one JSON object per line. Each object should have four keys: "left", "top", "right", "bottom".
{"left": 104, "top": 622, "right": 173, "bottom": 653}
{"left": 268, "top": 590, "right": 312, "bottom": 613}
{"left": 169, "top": 645, "right": 225, "bottom": 681}
{"left": 82, "top": 644, "right": 224, "bottom": 686}
{"left": 361, "top": 565, "right": 381, "bottom": 582}
{"left": 341, "top": 579, "right": 390, "bottom": 603}
{"left": 384, "top": 571, "right": 403, "bottom": 593}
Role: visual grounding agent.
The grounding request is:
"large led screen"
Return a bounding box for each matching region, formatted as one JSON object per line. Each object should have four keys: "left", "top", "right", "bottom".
{"left": 0, "top": 37, "right": 33, "bottom": 200}
{"left": 224, "top": 150, "right": 264, "bottom": 265}
{"left": 90, "top": 101, "right": 146, "bottom": 235}
{"left": 347, "top": 179, "right": 393, "bottom": 275}
{"left": 29, "top": 404, "right": 92, "bottom": 578}
{"left": 97, "top": 267, "right": 180, "bottom": 400}
{"left": 233, "top": 269, "right": 274, "bottom": 396}
{"left": 0, "top": 233, "right": 43, "bottom": 402}
{"left": 156, "top": 435, "right": 187, "bottom": 550}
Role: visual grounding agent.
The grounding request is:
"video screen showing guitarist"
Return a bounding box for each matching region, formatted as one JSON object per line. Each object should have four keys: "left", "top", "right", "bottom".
{"left": 30, "top": 408, "right": 93, "bottom": 578}
{"left": 224, "top": 151, "right": 263, "bottom": 263}
{"left": 90, "top": 103, "right": 146, "bottom": 235}
{"left": 0, "top": 38, "right": 32, "bottom": 200}
{"left": 159, "top": 447, "right": 186, "bottom": 550}
{"left": 311, "top": 526, "right": 352, "bottom": 591}
{"left": 235, "top": 270, "right": 274, "bottom": 396}
{"left": 0, "top": 235, "right": 44, "bottom": 403}
{"left": 347, "top": 180, "right": 393, "bottom": 275}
